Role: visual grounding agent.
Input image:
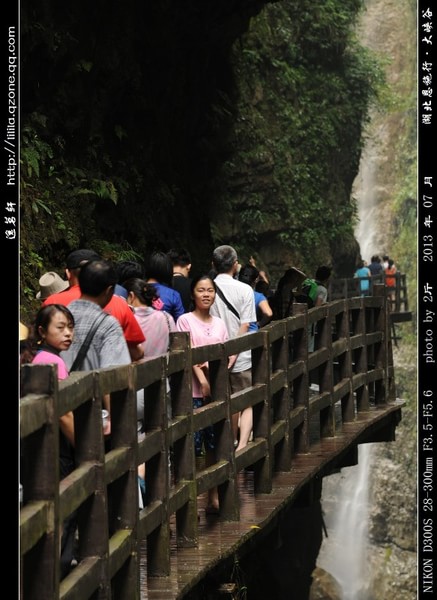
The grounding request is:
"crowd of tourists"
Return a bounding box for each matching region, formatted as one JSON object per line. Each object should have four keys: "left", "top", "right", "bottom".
{"left": 353, "top": 253, "right": 398, "bottom": 302}
{"left": 19, "top": 244, "right": 336, "bottom": 576}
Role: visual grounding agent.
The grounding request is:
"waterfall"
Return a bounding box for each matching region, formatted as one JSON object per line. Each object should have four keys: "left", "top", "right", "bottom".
{"left": 317, "top": 445, "right": 374, "bottom": 599}
{"left": 314, "top": 0, "right": 415, "bottom": 595}
{"left": 316, "top": 69, "right": 382, "bottom": 600}
{"left": 315, "top": 85, "right": 381, "bottom": 599}
{"left": 353, "top": 132, "right": 389, "bottom": 263}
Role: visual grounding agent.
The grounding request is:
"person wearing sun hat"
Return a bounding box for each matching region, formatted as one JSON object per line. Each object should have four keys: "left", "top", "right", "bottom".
{"left": 41, "top": 249, "right": 101, "bottom": 306}
{"left": 36, "top": 271, "right": 69, "bottom": 301}
{"left": 42, "top": 248, "right": 145, "bottom": 361}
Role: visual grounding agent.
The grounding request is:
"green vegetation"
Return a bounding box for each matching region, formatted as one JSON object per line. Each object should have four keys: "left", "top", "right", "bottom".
{"left": 213, "top": 1, "right": 385, "bottom": 275}
{"left": 21, "top": 0, "right": 383, "bottom": 319}
{"left": 381, "top": 0, "right": 417, "bottom": 342}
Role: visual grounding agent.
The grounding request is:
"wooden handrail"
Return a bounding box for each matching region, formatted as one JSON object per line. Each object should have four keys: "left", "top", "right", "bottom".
{"left": 328, "top": 272, "right": 410, "bottom": 314}
{"left": 20, "top": 291, "right": 398, "bottom": 599}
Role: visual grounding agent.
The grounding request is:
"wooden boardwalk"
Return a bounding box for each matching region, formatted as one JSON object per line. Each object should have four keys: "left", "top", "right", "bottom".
{"left": 142, "top": 402, "right": 402, "bottom": 599}
{"left": 20, "top": 287, "right": 403, "bottom": 600}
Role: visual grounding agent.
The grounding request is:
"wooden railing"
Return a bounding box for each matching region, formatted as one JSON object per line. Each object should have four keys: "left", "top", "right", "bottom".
{"left": 329, "top": 272, "right": 409, "bottom": 314}
{"left": 20, "top": 285, "right": 398, "bottom": 600}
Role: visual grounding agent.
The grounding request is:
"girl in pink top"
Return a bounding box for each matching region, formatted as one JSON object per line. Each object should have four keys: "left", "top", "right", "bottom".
{"left": 22, "top": 304, "right": 76, "bottom": 577}
{"left": 176, "top": 274, "right": 230, "bottom": 514}
{"left": 27, "top": 304, "right": 75, "bottom": 447}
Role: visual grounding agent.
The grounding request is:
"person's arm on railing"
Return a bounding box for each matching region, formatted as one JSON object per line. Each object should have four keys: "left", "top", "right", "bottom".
{"left": 193, "top": 363, "right": 211, "bottom": 399}
{"left": 59, "top": 412, "right": 75, "bottom": 446}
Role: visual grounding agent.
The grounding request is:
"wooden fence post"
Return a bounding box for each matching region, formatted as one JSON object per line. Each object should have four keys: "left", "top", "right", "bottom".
{"left": 209, "top": 342, "right": 239, "bottom": 521}
{"left": 20, "top": 364, "right": 60, "bottom": 600}
{"left": 290, "top": 305, "right": 310, "bottom": 453}
{"left": 251, "top": 329, "right": 272, "bottom": 494}
{"left": 103, "top": 364, "right": 139, "bottom": 599}
{"left": 70, "top": 369, "right": 111, "bottom": 599}
{"left": 267, "top": 320, "right": 292, "bottom": 472}
{"left": 373, "top": 283, "right": 392, "bottom": 405}
{"left": 168, "top": 332, "right": 199, "bottom": 546}
{"left": 351, "top": 298, "right": 370, "bottom": 412}
{"left": 332, "top": 300, "right": 354, "bottom": 422}
{"left": 142, "top": 355, "right": 171, "bottom": 577}
{"left": 318, "top": 305, "right": 335, "bottom": 438}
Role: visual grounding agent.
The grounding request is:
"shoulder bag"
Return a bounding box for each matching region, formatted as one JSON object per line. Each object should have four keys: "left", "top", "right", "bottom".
{"left": 214, "top": 284, "right": 240, "bottom": 320}
{"left": 70, "top": 312, "right": 109, "bottom": 372}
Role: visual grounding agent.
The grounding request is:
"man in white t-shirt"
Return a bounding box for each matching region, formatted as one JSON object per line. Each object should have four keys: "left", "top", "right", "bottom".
{"left": 210, "top": 245, "right": 257, "bottom": 451}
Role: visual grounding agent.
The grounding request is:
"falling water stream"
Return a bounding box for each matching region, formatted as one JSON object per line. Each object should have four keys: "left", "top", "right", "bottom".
{"left": 316, "top": 105, "right": 381, "bottom": 599}
{"left": 317, "top": 445, "right": 374, "bottom": 599}
{"left": 316, "top": 125, "right": 380, "bottom": 593}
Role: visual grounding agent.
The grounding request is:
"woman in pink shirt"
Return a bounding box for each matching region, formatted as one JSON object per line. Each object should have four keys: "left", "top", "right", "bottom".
{"left": 176, "top": 274, "right": 231, "bottom": 514}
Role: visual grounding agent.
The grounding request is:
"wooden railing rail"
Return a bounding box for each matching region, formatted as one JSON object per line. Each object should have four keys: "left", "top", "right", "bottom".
{"left": 329, "top": 272, "right": 409, "bottom": 313}
{"left": 20, "top": 286, "right": 397, "bottom": 599}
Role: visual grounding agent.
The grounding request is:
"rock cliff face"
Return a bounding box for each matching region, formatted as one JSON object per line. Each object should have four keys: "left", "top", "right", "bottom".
{"left": 312, "top": 0, "right": 417, "bottom": 597}
{"left": 353, "top": 0, "right": 417, "bottom": 264}
{"left": 20, "top": 0, "right": 371, "bottom": 312}
{"left": 211, "top": 0, "right": 369, "bottom": 281}
{"left": 367, "top": 360, "right": 417, "bottom": 599}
